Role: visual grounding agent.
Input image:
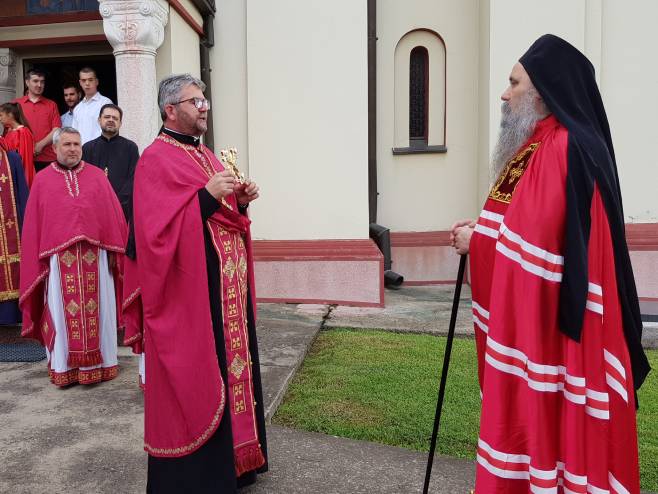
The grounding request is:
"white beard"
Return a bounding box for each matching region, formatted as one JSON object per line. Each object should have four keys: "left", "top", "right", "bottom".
{"left": 490, "top": 91, "right": 547, "bottom": 181}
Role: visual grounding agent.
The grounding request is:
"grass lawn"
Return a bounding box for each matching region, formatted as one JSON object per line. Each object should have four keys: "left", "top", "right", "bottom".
{"left": 273, "top": 329, "right": 658, "bottom": 492}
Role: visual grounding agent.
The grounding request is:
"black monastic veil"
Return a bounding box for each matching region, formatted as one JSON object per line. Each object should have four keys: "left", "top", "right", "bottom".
{"left": 519, "top": 34, "right": 650, "bottom": 391}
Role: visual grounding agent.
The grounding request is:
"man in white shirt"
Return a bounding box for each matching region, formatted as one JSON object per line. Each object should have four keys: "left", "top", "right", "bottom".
{"left": 72, "top": 67, "right": 112, "bottom": 144}
{"left": 60, "top": 83, "right": 81, "bottom": 128}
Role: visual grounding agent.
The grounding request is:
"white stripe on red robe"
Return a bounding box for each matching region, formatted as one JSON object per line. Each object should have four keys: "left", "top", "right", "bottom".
{"left": 470, "top": 115, "right": 640, "bottom": 494}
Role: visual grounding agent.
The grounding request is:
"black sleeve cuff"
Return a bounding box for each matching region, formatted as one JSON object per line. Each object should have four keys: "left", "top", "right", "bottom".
{"left": 198, "top": 188, "right": 221, "bottom": 221}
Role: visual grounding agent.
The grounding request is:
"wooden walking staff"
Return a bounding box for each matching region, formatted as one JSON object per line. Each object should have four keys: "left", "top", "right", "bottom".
{"left": 422, "top": 254, "right": 468, "bottom": 494}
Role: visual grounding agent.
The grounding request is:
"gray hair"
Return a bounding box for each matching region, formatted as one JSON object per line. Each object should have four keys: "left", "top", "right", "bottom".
{"left": 158, "top": 74, "right": 206, "bottom": 120}
{"left": 490, "top": 86, "right": 549, "bottom": 181}
{"left": 52, "top": 127, "right": 81, "bottom": 145}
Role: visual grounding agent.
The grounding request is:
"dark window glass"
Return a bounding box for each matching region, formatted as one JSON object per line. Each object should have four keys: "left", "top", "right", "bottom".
{"left": 409, "top": 46, "right": 429, "bottom": 144}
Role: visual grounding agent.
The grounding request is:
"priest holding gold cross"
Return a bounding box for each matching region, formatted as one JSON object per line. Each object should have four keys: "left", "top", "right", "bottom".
{"left": 122, "top": 74, "right": 267, "bottom": 493}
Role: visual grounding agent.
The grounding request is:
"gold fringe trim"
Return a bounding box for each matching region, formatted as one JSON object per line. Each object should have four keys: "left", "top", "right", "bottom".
{"left": 144, "top": 379, "right": 226, "bottom": 457}
{"left": 49, "top": 365, "right": 118, "bottom": 387}
{"left": 0, "top": 289, "right": 19, "bottom": 301}
{"left": 38, "top": 235, "right": 125, "bottom": 259}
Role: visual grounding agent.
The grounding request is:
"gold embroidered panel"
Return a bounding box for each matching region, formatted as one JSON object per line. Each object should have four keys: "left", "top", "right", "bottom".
{"left": 489, "top": 142, "right": 540, "bottom": 204}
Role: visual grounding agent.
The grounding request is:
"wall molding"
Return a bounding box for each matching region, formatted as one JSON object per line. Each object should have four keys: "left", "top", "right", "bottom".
{"left": 253, "top": 239, "right": 383, "bottom": 261}
{"left": 167, "top": 0, "right": 204, "bottom": 36}
{"left": 390, "top": 231, "right": 451, "bottom": 247}
{"left": 253, "top": 239, "right": 384, "bottom": 307}
{"left": 626, "top": 223, "right": 658, "bottom": 251}
{"left": 0, "top": 12, "right": 102, "bottom": 27}
{"left": 0, "top": 34, "right": 108, "bottom": 49}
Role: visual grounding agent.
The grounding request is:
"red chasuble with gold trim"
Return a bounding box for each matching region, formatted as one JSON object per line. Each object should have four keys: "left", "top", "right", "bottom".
{"left": 470, "top": 115, "right": 641, "bottom": 493}
{"left": 57, "top": 243, "right": 102, "bottom": 367}
{"left": 207, "top": 221, "right": 263, "bottom": 473}
{"left": 0, "top": 148, "right": 22, "bottom": 303}
{"left": 129, "top": 134, "right": 265, "bottom": 474}
{"left": 19, "top": 162, "right": 126, "bottom": 356}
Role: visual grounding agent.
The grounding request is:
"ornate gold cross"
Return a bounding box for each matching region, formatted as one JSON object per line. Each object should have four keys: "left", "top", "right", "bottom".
{"left": 219, "top": 147, "right": 245, "bottom": 184}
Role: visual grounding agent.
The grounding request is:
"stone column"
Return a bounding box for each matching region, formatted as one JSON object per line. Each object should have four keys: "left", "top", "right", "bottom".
{"left": 99, "top": 0, "right": 168, "bottom": 152}
{"left": 0, "top": 49, "right": 17, "bottom": 104}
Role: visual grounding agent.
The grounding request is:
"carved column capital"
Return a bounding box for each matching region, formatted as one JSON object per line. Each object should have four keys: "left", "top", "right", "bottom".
{"left": 99, "top": 0, "right": 169, "bottom": 56}
{"left": 0, "top": 48, "right": 18, "bottom": 104}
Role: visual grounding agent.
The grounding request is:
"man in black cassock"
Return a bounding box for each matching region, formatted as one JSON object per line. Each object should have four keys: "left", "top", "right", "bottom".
{"left": 82, "top": 103, "right": 138, "bottom": 220}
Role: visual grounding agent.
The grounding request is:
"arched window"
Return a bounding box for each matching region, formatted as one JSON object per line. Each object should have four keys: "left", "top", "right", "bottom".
{"left": 393, "top": 29, "right": 446, "bottom": 155}
{"left": 409, "top": 46, "right": 429, "bottom": 146}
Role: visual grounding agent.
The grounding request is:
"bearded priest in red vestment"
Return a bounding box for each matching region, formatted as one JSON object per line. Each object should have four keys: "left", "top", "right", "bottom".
{"left": 451, "top": 35, "right": 650, "bottom": 494}
{"left": 123, "top": 74, "right": 267, "bottom": 493}
{"left": 19, "top": 127, "right": 127, "bottom": 386}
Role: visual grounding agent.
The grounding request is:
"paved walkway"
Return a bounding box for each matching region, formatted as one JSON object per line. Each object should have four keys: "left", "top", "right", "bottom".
{"left": 0, "top": 285, "right": 655, "bottom": 493}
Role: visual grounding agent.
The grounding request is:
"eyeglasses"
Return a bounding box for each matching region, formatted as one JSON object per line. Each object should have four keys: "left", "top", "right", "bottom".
{"left": 174, "top": 97, "right": 211, "bottom": 111}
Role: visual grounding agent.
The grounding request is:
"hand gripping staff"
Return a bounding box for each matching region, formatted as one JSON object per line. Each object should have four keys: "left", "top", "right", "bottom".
{"left": 422, "top": 254, "right": 468, "bottom": 494}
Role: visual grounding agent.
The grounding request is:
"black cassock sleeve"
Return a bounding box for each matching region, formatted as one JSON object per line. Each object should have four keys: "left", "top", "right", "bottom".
{"left": 198, "top": 187, "right": 221, "bottom": 221}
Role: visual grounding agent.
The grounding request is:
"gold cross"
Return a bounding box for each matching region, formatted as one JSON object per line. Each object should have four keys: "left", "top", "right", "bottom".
{"left": 5, "top": 219, "right": 14, "bottom": 229}
{"left": 0, "top": 174, "right": 8, "bottom": 184}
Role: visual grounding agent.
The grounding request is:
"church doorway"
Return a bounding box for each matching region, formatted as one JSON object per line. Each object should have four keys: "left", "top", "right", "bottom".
{"left": 22, "top": 55, "right": 117, "bottom": 115}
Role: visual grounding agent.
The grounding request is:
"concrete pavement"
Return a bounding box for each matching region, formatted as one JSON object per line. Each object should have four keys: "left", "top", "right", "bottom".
{"left": 1, "top": 285, "right": 655, "bottom": 493}
{"left": 0, "top": 293, "right": 476, "bottom": 494}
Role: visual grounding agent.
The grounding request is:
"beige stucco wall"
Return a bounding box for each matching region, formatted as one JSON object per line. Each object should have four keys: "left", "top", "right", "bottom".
{"left": 483, "top": 0, "right": 657, "bottom": 223}
{"left": 377, "top": 0, "right": 479, "bottom": 232}
{"left": 156, "top": 8, "right": 201, "bottom": 85}
{"left": 476, "top": 0, "right": 491, "bottom": 204}
{"left": 485, "top": 0, "right": 588, "bottom": 204}
{"left": 599, "top": 0, "right": 658, "bottom": 223}
{"left": 178, "top": 0, "right": 203, "bottom": 26}
{"left": 243, "top": 0, "right": 370, "bottom": 240}
{"left": 210, "top": 0, "right": 250, "bottom": 174}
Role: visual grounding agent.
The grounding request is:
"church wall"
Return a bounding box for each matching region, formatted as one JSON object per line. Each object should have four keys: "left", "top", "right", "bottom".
{"left": 598, "top": 0, "right": 658, "bottom": 224}
{"left": 244, "top": 0, "right": 370, "bottom": 241}
{"left": 0, "top": 20, "right": 104, "bottom": 46}
{"left": 483, "top": 0, "right": 658, "bottom": 302}
{"left": 393, "top": 0, "right": 658, "bottom": 297}
{"left": 486, "top": 0, "right": 588, "bottom": 163}
{"left": 217, "top": 0, "right": 383, "bottom": 307}
{"left": 484, "top": 0, "right": 657, "bottom": 225}
{"left": 375, "top": 0, "right": 478, "bottom": 283}
{"left": 156, "top": 8, "right": 201, "bottom": 84}
{"left": 210, "top": 0, "right": 250, "bottom": 175}
{"left": 598, "top": 0, "right": 658, "bottom": 302}
{"left": 376, "top": 0, "right": 479, "bottom": 233}
{"left": 177, "top": 0, "right": 204, "bottom": 27}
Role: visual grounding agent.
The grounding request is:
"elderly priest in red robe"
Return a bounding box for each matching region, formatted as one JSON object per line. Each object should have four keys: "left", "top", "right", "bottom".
{"left": 451, "top": 35, "right": 650, "bottom": 494}
{"left": 123, "top": 73, "right": 267, "bottom": 493}
{"left": 19, "top": 127, "right": 127, "bottom": 386}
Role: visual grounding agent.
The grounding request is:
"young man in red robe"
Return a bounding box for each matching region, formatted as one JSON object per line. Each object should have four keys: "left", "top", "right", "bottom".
{"left": 123, "top": 74, "right": 267, "bottom": 493}
{"left": 451, "top": 35, "right": 650, "bottom": 494}
{"left": 19, "top": 127, "right": 127, "bottom": 386}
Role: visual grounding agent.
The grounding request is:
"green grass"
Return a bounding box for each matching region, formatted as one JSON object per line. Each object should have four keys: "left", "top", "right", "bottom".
{"left": 273, "top": 329, "right": 658, "bottom": 492}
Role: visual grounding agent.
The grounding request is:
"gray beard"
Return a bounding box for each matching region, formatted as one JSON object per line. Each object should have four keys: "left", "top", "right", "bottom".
{"left": 490, "top": 94, "right": 546, "bottom": 181}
